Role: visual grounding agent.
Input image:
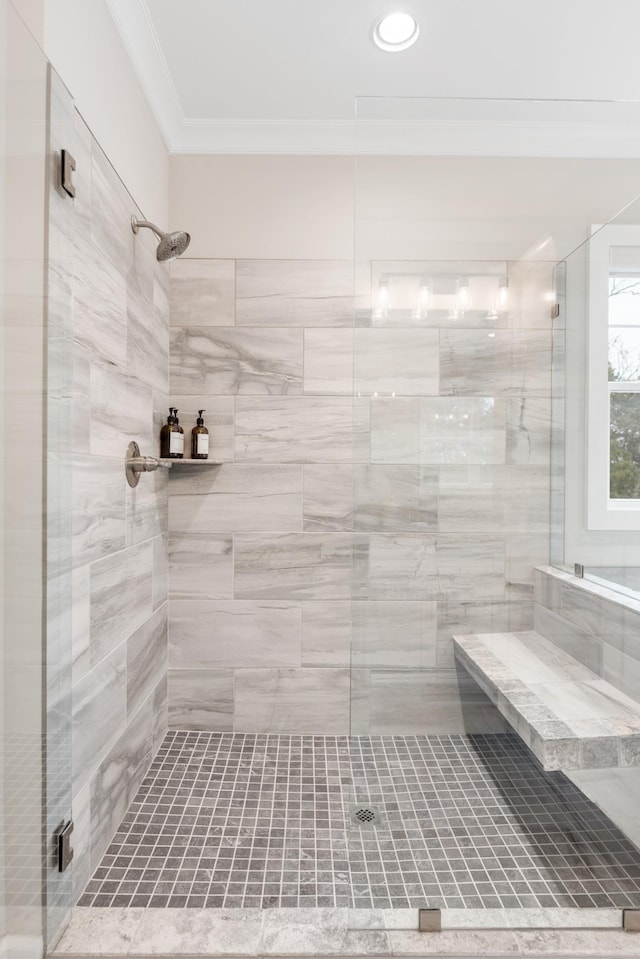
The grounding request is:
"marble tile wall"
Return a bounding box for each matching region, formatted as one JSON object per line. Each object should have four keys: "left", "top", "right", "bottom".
{"left": 47, "top": 82, "right": 169, "bottom": 910}
{"left": 535, "top": 566, "right": 640, "bottom": 699}
{"left": 168, "top": 258, "right": 554, "bottom": 734}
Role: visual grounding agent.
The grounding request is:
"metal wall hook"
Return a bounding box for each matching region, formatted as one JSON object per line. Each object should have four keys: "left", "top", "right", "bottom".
{"left": 125, "top": 441, "right": 167, "bottom": 487}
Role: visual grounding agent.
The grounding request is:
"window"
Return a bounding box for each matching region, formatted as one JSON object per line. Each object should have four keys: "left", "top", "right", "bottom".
{"left": 587, "top": 225, "right": 640, "bottom": 529}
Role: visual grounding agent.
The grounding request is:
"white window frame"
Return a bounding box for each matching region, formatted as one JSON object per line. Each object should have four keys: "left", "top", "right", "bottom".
{"left": 587, "top": 223, "right": 640, "bottom": 530}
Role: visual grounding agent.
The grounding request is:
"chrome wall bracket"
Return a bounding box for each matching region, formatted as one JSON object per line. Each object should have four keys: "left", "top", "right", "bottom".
{"left": 61, "top": 149, "right": 76, "bottom": 198}
{"left": 55, "top": 820, "right": 74, "bottom": 873}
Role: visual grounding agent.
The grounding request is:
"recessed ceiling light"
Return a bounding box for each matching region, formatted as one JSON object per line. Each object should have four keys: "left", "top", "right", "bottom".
{"left": 372, "top": 12, "right": 420, "bottom": 52}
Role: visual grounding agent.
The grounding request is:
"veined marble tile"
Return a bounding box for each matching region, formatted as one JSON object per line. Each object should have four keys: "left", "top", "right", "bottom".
{"left": 89, "top": 541, "right": 153, "bottom": 666}
{"left": 236, "top": 259, "right": 354, "bottom": 327}
{"left": 440, "top": 330, "right": 552, "bottom": 396}
{"left": 437, "top": 465, "right": 549, "bottom": 532}
{"left": 54, "top": 908, "right": 145, "bottom": 956}
{"left": 168, "top": 668, "right": 233, "bottom": 730}
{"left": 304, "top": 328, "right": 353, "bottom": 393}
{"left": 236, "top": 397, "right": 368, "bottom": 463}
{"left": 127, "top": 280, "right": 169, "bottom": 395}
{"left": 72, "top": 645, "right": 126, "bottom": 794}
{"left": 505, "top": 532, "right": 549, "bottom": 600}
{"left": 370, "top": 396, "right": 506, "bottom": 465}
{"left": 133, "top": 908, "right": 263, "bottom": 956}
{"left": 366, "top": 533, "right": 437, "bottom": 600}
{"left": 234, "top": 532, "right": 353, "bottom": 599}
{"left": 533, "top": 605, "right": 602, "bottom": 674}
{"left": 72, "top": 238, "right": 127, "bottom": 367}
{"left": 90, "top": 139, "right": 138, "bottom": 279}
{"left": 367, "top": 533, "right": 506, "bottom": 601}
{"left": 506, "top": 397, "right": 552, "bottom": 465}
{"left": 89, "top": 698, "right": 154, "bottom": 874}
{"left": 169, "top": 532, "right": 233, "bottom": 599}
{"left": 170, "top": 258, "right": 235, "bottom": 326}
{"left": 89, "top": 360, "right": 154, "bottom": 458}
{"left": 354, "top": 328, "right": 439, "bottom": 396}
{"left": 153, "top": 674, "right": 168, "bottom": 754}
{"left": 351, "top": 668, "right": 506, "bottom": 736}
{"left": 126, "top": 464, "right": 168, "bottom": 546}
{"left": 169, "top": 599, "right": 300, "bottom": 668}
{"left": 127, "top": 604, "right": 168, "bottom": 717}
{"left": 170, "top": 327, "right": 302, "bottom": 395}
{"left": 168, "top": 464, "right": 303, "bottom": 532}
{"left": 169, "top": 396, "right": 234, "bottom": 462}
{"left": 71, "top": 454, "right": 125, "bottom": 567}
{"left": 152, "top": 533, "right": 169, "bottom": 610}
{"left": 352, "top": 601, "right": 437, "bottom": 668}
{"left": 301, "top": 601, "right": 351, "bottom": 666}
{"left": 234, "top": 667, "right": 350, "bottom": 734}
{"left": 603, "top": 644, "right": 640, "bottom": 702}
{"left": 303, "top": 465, "right": 353, "bottom": 531}
{"left": 354, "top": 465, "right": 438, "bottom": 531}
{"left": 436, "top": 599, "right": 533, "bottom": 666}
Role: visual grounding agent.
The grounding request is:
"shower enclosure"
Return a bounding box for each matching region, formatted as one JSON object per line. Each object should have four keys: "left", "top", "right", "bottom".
{"left": 6, "top": 36, "right": 640, "bottom": 952}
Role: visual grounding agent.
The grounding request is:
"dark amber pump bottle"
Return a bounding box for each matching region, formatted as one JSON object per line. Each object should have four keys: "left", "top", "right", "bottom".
{"left": 191, "top": 410, "right": 209, "bottom": 459}
{"left": 160, "top": 408, "right": 184, "bottom": 459}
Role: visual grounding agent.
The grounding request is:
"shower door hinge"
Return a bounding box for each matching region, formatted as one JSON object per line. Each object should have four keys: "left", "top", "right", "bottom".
{"left": 550, "top": 303, "right": 560, "bottom": 319}
{"left": 55, "top": 819, "right": 74, "bottom": 873}
{"left": 574, "top": 563, "right": 584, "bottom": 578}
{"left": 61, "top": 149, "right": 76, "bottom": 198}
{"left": 418, "top": 908, "right": 441, "bottom": 932}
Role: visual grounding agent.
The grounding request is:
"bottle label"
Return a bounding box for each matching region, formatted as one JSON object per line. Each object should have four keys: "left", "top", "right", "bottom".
{"left": 197, "top": 433, "right": 209, "bottom": 456}
{"left": 169, "top": 432, "right": 183, "bottom": 454}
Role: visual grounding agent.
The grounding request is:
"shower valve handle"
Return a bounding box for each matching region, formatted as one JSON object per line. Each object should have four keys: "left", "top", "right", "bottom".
{"left": 125, "top": 441, "right": 167, "bottom": 487}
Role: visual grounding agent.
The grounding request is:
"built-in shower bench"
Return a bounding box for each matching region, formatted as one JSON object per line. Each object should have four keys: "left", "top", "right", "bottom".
{"left": 453, "top": 631, "right": 640, "bottom": 771}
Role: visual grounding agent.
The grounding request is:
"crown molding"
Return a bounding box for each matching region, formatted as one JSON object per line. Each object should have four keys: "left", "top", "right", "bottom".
{"left": 104, "top": 0, "right": 184, "bottom": 147}
{"left": 105, "top": 1, "right": 640, "bottom": 158}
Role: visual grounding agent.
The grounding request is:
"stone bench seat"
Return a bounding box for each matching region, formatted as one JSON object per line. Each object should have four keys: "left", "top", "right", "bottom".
{"left": 453, "top": 631, "right": 640, "bottom": 771}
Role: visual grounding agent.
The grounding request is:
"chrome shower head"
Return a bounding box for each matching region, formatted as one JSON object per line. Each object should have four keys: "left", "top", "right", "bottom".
{"left": 131, "top": 216, "right": 191, "bottom": 262}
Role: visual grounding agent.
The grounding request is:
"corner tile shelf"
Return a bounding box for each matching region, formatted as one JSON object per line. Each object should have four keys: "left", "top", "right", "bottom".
{"left": 159, "top": 458, "right": 221, "bottom": 467}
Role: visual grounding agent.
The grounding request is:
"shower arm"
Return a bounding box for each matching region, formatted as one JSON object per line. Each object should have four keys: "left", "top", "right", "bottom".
{"left": 131, "top": 216, "right": 164, "bottom": 239}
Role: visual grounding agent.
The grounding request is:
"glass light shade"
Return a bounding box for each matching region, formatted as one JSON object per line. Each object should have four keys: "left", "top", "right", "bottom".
{"left": 373, "top": 13, "right": 419, "bottom": 52}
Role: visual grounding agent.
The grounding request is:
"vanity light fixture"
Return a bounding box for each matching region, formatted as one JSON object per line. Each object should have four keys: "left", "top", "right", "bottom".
{"left": 372, "top": 12, "right": 420, "bottom": 52}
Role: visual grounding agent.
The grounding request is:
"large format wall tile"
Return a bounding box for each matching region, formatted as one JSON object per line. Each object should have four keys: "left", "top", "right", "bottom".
{"left": 170, "top": 327, "right": 302, "bottom": 395}
{"left": 303, "top": 329, "right": 353, "bottom": 393}
{"left": 235, "top": 397, "right": 366, "bottom": 463}
{"left": 72, "top": 645, "right": 127, "bottom": 794}
{"left": 89, "top": 528, "right": 153, "bottom": 667}
{"left": 169, "top": 532, "right": 233, "bottom": 599}
{"left": 169, "top": 259, "right": 235, "bottom": 327}
{"left": 127, "top": 604, "right": 168, "bottom": 717}
{"left": 437, "top": 465, "right": 549, "bottom": 532}
{"left": 71, "top": 454, "right": 126, "bottom": 567}
{"left": 168, "top": 668, "right": 233, "bottom": 730}
{"left": 73, "top": 240, "right": 127, "bottom": 367}
{"left": 506, "top": 397, "right": 552, "bottom": 465}
{"left": 354, "top": 464, "right": 438, "bottom": 531}
{"left": 351, "top": 667, "right": 507, "bottom": 735}
{"left": 169, "top": 600, "right": 301, "bottom": 668}
{"left": 354, "top": 328, "right": 439, "bottom": 395}
{"left": 233, "top": 667, "right": 350, "bottom": 733}
{"left": 370, "top": 396, "right": 507, "bottom": 465}
{"left": 89, "top": 360, "right": 153, "bottom": 457}
{"left": 301, "top": 601, "right": 351, "bottom": 666}
{"left": 168, "top": 464, "right": 302, "bottom": 532}
{"left": 236, "top": 260, "right": 353, "bottom": 326}
{"left": 303, "top": 465, "right": 353, "bottom": 531}
{"left": 234, "top": 532, "right": 353, "bottom": 599}
{"left": 351, "top": 601, "right": 437, "bottom": 668}
{"left": 440, "top": 330, "right": 552, "bottom": 396}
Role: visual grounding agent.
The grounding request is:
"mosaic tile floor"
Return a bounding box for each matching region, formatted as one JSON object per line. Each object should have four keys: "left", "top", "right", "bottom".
{"left": 78, "top": 731, "right": 640, "bottom": 910}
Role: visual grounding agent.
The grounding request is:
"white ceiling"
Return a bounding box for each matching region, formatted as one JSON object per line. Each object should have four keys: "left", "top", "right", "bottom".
{"left": 106, "top": 0, "right": 640, "bottom": 155}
